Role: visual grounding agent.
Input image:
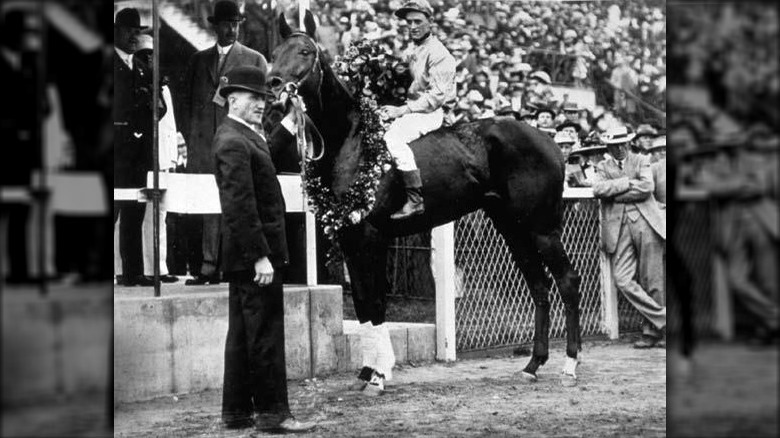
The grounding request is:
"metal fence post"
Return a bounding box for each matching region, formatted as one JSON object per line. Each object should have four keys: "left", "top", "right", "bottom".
{"left": 432, "top": 222, "right": 456, "bottom": 361}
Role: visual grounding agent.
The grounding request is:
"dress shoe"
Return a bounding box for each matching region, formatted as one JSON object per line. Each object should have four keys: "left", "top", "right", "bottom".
{"left": 123, "top": 275, "right": 155, "bottom": 287}
{"left": 158, "top": 275, "right": 179, "bottom": 283}
{"left": 257, "top": 417, "right": 316, "bottom": 433}
{"left": 185, "top": 274, "right": 220, "bottom": 286}
{"left": 348, "top": 366, "right": 374, "bottom": 391}
{"left": 223, "top": 417, "right": 254, "bottom": 430}
{"left": 633, "top": 334, "right": 660, "bottom": 349}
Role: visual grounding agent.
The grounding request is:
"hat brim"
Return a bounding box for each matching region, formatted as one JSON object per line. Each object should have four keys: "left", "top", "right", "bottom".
{"left": 395, "top": 7, "right": 431, "bottom": 19}
{"left": 220, "top": 84, "right": 274, "bottom": 99}
{"left": 602, "top": 133, "right": 636, "bottom": 144}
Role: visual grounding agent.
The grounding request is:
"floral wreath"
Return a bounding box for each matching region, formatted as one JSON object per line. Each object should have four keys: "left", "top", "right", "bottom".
{"left": 303, "top": 40, "right": 412, "bottom": 262}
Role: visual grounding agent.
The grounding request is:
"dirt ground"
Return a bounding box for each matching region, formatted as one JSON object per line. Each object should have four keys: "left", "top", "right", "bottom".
{"left": 114, "top": 337, "right": 666, "bottom": 438}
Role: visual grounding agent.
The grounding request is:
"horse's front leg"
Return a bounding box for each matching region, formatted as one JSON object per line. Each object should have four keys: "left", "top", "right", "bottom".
{"left": 339, "top": 222, "right": 394, "bottom": 395}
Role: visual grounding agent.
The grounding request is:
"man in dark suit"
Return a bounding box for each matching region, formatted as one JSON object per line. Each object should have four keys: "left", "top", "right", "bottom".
{"left": 1, "top": 9, "right": 37, "bottom": 284}
{"left": 214, "top": 65, "right": 314, "bottom": 433}
{"left": 113, "top": 8, "right": 157, "bottom": 286}
{"left": 181, "top": 0, "right": 268, "bottom": 285}
{"left": 590, "top": 126, "right": 667, "bottom": 348}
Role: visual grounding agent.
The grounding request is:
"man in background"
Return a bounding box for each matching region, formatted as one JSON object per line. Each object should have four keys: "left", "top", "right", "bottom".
{"left": 181, "top": 0, "right": 267, "bottom": 285}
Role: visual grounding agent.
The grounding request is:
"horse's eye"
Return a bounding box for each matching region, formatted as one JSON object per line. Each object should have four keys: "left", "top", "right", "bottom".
{"left": 300, "top": 50, "right": 310, "bottom": 56}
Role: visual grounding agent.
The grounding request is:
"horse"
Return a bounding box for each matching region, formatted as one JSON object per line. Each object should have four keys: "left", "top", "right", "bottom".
{"left": 268, "top": 11, "right": 582, "bottom": 384}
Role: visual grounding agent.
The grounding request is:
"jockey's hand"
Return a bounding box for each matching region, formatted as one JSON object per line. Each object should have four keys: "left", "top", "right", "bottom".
{"left": 381, "top": 105, "right": 410, "bottom": 120}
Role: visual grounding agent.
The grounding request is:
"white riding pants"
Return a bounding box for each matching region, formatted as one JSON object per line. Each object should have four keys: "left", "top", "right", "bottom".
{"left": 383, "top": 109, "right": 443, "bottom": 172}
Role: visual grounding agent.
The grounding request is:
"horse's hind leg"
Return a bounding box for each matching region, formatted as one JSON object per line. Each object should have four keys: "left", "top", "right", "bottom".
{"left": 484, "top": 204, "right": 552, "bottom": 378}
{"left": 533, "top": 229, "right": 582, "bottom": 360}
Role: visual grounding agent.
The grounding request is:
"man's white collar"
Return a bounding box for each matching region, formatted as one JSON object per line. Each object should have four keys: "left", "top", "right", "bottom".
{"left": 228, "top": 114, "right": 265, "bottom": 140}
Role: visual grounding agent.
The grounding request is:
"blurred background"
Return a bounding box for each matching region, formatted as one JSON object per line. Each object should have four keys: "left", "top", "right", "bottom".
{"left": 666, "top": 1, "right": 779, "bottom": 437}
{"left": 1, "top": 0, "right": 113, "bottom": 437}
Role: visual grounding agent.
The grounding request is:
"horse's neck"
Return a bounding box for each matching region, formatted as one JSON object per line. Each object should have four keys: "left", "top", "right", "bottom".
{"left": 304, "top": 67, "right": 362, "bottom": 191}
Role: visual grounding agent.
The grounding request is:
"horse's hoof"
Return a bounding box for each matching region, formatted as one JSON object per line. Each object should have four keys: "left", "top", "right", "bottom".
{"left": 560, "top": 374, "right": 577, "bottom": 387}
{"left": 520, "top": 371, "right": 538, "bottom": 382}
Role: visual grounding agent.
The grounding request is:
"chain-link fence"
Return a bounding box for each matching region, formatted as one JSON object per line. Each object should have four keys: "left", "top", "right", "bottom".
{"left": 669, "top": 200, "right": 717, "bottom": 338}
{"left": 454, "top": 198, "right": 607, "bottom": 352}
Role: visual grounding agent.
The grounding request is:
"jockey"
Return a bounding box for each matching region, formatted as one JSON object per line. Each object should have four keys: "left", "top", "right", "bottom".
{"left": 381, "top": 0, "right": 457, "bottom": 220}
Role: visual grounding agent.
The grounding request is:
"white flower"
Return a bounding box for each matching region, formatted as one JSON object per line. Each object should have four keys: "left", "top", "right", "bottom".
{"left": 324, "top": 226, "right": 334, "bottom": 235}
{"left": 349, "top": 210, "right": 363, "bottom": 224}
{"left": 382, "top": 163, "right": 392, "bottom": 172}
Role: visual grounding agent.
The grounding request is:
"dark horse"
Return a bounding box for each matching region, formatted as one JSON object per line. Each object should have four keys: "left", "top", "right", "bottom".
{"left": 269, "top": 12, "right": 581, "bottom": 380}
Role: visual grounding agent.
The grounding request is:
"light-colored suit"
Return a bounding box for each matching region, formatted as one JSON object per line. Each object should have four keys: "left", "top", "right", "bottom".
{"left": 593, "top": 152, "right": 667, "bottom": 332}
{"left": 702, "top": 151, "right": 779, "bottom": 331}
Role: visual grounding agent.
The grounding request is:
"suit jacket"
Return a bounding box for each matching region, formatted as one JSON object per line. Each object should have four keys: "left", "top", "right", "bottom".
{"left": 114, "top": 51, "right": 155, "bottom": 188}
{"left": 704, "top": 152, "right": 779, "bottom": 249}
{"left": 214, "top": 117, "right": 290, "bottom": 273}
{"left": 1, "top": 50, "right": 36, "bottom": 185}
{"left": 592, "top": 152, "right": 666, "bottom": 254}
{"left": 651, "top": 158, "right": 666, "bottom": 205}
{"left": 181, "top": 42, "right": 267, "bottom": 174}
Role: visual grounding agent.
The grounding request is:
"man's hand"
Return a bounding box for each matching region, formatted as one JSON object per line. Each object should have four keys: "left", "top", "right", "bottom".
{"left": 381, "top": 105, "right": 409, "bottom": 120}
{"left": 253, "top": 257, "right": 274, "bottom": 286}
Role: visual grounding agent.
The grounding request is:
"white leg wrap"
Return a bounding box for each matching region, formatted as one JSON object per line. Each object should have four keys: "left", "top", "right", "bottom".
{"left": 359, "top": 321, "right": 375, "bottom": 369}
{"left": 373, "top": 324, "right": 396, "bottom": 380}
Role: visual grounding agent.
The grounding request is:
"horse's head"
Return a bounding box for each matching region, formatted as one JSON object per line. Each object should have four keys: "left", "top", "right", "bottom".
{"left": 268, "top": 11, "right": 323, "bottom": 107}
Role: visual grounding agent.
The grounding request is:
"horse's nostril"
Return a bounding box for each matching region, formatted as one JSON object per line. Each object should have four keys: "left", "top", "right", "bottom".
{"left": 268, "top": 76, "right": 284, "bottom": 89}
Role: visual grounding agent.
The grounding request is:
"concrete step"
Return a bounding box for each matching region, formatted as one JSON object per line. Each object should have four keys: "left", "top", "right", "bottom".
{"left": 341, "top": 320, "right": 436, "bottom": 371}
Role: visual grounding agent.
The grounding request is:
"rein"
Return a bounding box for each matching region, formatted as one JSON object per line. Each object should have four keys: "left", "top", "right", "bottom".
{"left": 279, "top": 32, "right": 325, "bottom": 172}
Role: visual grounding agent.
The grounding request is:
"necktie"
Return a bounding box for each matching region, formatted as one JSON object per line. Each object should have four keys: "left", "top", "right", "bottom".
{"left": 218, "top": 52, "right": 227, "bottom": 73}
{"left": 618, "top": 160, "right": 623, "bottom": 170}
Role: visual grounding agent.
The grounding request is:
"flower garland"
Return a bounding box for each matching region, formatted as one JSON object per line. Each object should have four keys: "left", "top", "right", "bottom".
{"left": 303, "top": 40, "right": 411, "bottom": 260}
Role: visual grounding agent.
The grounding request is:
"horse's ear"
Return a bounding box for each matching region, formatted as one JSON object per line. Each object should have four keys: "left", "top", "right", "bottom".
{"left": 279, "top": 12, "right": 293, "bottom": 39}
{"left": 303, "top": 10, "right": 317, "bottom": 38}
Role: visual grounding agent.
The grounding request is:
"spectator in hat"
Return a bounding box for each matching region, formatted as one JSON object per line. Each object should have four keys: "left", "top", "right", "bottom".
{"left": 214, "top": 65, "right": 316, "bottom": 433}
{"left": 135, "top": 34, "right": 179, "bottom": 283}
{"left": 647, "top": 136, "right": 666, "bottom": 208}
{"left": 181, "top": 0, "right": 268, "bottom": 286}
{"left": 525, "top": 70, "right": 556, "bottom": 109}
{"left": 567, "top": 138, "right": 608, "bottom": 187}
{"left": 560, "top": 101, "right": 581, "bottom": 125}
{"left": 535, "top": 106, "right": 556, "bottom": 135}
{"left": 113, "top": 8, "right": 159, "bottom": 287}
{"left": 634, "top": 124, "right": 659, "bottom": 155}
{"left": 556, "top": 120, "right": 581, "bottom": 141}
{"left": 555, "top": 130, "right": 577, "bottom": 164}
{"left": 591, "top": 125, "right": 667, "bottom": 348}
{"left": 698, "top": 132, "right": 779, "bottom": 344}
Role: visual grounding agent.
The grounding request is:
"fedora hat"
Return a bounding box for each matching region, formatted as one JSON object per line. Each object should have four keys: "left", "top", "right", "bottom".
{"left": 395, "top": 0, "right": 434, "bottom": 19}
{"left": 601, "top": 126, "right": 635, "bottom": 145}
{"left": 646, "top": 136, "right": 666, "bottom": 151}
{"left": 208, "top": 0, "right": 245, "bottom": 24}
{"left": 115, "top": 8, "right": 148, "bottom": 29}
{"left": 528, "top": 70, "right": 551, "bottom": 85}
{"left": 554, "top": 131, "right": 577, "bottom": 145}
{"left": 219, "top": 65, "right": 274, "bottom": 98}
{"left": 571, "top": 143, "right": 606, "bottom": 156}
{"left": 635, "top": 124, "right": 659, "bottom": 139}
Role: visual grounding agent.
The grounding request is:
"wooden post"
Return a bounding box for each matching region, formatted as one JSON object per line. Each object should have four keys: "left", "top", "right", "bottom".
{"left": 712, "top": 253, "right": 733, "bottom": 340}
{"left": 298, "top": 0, "right": 310, "bottom": 28}
{"left": 599, "top": 247, "right": 619, "bottom": 339}
{"left": 152, "top": 0, "right": 161, "bottom": 297}
{"left": 305, "top": 209, "right": 317, "bottom": 285}
{"left": 432, "top": 222, "right": 456, "bottom": 361}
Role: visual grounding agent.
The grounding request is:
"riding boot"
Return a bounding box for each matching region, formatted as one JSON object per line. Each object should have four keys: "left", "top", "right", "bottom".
{"left": 390, "top": 170, "right": 425, "bottom": 220}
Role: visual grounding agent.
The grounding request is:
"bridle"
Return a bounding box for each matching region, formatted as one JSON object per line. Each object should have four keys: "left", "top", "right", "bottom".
{"left": 275, "top": 31, "right": 325, "bottom": 166}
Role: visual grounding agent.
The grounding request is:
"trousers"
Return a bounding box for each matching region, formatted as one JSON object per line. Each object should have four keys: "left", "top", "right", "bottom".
{"left": 383, "top": 108, "right": 443, "bottom": 172}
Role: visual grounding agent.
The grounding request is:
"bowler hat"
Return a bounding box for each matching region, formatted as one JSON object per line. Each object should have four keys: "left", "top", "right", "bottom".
{"left": 535, "top": 106, "right": 555, "bottom": 119}
{"left": 219, "top": 65, "right": 274, "bottom": 98}
{"left": 208, "top": 0, "right": 245, "bottom": 24}
{"left": 115, "top": 8, "right": 148, "bottom": 29}
{"left": 395, "top": 0, "right": 434, "bottom": 20}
